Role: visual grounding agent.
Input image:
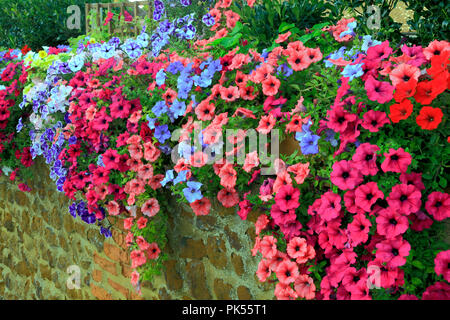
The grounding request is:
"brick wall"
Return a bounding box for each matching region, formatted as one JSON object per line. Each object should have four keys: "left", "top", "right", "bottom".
{"left": 0, "top": 158, "right": 275, "bottom": 300}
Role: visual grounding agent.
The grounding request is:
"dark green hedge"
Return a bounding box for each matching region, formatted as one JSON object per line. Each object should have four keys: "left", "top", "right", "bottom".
{"left": 0, "top": 0, "right": 113, "bottom": 50}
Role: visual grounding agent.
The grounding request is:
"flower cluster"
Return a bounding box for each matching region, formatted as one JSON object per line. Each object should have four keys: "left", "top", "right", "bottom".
{"left": 2, "top": 0, "right": 449, "bottom": 300}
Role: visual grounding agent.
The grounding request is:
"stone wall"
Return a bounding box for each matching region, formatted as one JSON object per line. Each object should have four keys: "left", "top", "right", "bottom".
{"left": 0, "top": 158, "right": 274, "bottom": 300}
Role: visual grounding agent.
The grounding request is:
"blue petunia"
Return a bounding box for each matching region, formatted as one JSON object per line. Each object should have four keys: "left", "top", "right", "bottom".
{"left": 342, "top": 63, "right": 364, "bottom": 81}
{"left": 183, "top": 181, "right": 203, "bottom": 203}
{"left": 171, "top": 99, "right": 186, "bottom": 119}
{"left": 156, "top": 69, "right": 166, "bottom": 86}
{"left": 16, "top": 117, "right": 23, "bottom": 132}
{"left": 154, "top": 124, "right": 171, "bottom": 144}
{"left": 339, "top": 21, "right": 357, "bottom": 38}
{"left": 173, "top": 170, "right": 188, "bottom": 184}
{"left": 361, "top": 35, "right": 382, "bottom": 53}
{"left": 167, "top": 61, "right": 184, "bottom": 74}
{"left": 299, "top": 133, "right": 320, "bottom": 155}
{"left": 161, "top": 169, "right": 174, "bottom": 187}
{"left": 202, "top": 13, "right": 215, "bottom": 27}
{"left": 152, "top": 100, "right": 168, "bottom": 117}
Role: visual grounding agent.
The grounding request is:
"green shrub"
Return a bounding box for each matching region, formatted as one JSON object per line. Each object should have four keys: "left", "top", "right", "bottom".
{"left": 0, "top": 0, "right": 113, "bottom": 50}
{"left": 230, "top": 0, "right": 342, "bottom": 51}
{"left": 404, "top": 0, "right": 450, "bottom": 44}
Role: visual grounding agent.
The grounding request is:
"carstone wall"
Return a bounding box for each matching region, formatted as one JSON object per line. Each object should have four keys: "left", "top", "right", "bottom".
{"left": 0, "top": 158, "right": 275, "bottom": 300}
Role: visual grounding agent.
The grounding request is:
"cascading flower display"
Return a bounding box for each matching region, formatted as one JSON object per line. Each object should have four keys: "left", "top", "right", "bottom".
{"left": 1, "top": 0, "right": 449, "bottom": 301}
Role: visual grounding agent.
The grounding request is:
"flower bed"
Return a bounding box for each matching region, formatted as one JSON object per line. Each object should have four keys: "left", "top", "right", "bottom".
{"left": 0, "top": 0, "right": 449, "bottom": 300}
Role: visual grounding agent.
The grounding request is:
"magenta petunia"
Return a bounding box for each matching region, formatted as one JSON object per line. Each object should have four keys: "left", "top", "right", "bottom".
{"left": 434, "top": 250, "right": 450, "bottom": 282}
{"left": 318, "top": 191, "right": 342, "bottom": 221}
{"left": 361, "top": 110, "right": 390, "bottom": 132}
{"left": 352, "top": 143, "right": 380, "bottom": 176}
{"left": 330, "top": 160, "right": 363, "bottom": 191}
{"left": 376, "top": 208, "right": 409, "bottom": 238}
{"left": 375, "top": 237, "right": 411, "bottom": 268}
{"left": 364, "top": 75, "right": 394, "bottom": 104}
{"left": 354, "top": 182, "right": 384, "bottom": 212}
{"left": 274, "top": 184, "right": 300, "bottom": 211}
{"left": 387, "top": 183, "right": 422, "bottom": 215}
{"left": 381, "top": 148, "right": 412, "bottom": 173}
{"left": 425, "top": 191, "right": 450, "bottom": 221}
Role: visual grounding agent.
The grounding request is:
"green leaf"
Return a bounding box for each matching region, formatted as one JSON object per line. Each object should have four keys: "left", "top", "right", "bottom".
{"left": 278, "top": 22, "right": 295, "bottom": 33}
{"left": 312, "top": 22, "right": 329, "bottom": 30}
{"left": 411, "top": 277, "right": 423, "bottom": 286}
{"left": 411, "top": 260, "right": 425, "bottom": 270}
{"left": 298, "top": 33, "right": 313, "bottom": 44}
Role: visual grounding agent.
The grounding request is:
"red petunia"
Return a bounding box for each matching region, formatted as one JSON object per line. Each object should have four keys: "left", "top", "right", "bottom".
{"left": 217, "top": 187, "right": 240, "bottom": 208}
{"left": 416, "top": 106, "right": 443, "bottom": 130}
{"left": 190, "top": 197, "right": 211, "bottom": 216}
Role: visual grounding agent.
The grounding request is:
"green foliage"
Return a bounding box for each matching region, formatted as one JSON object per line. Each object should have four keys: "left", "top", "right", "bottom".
{"left": 404, "top": 0, "right": 450, "bottom": 44}
{"left": 230, "top": 0, "right": 342, "bottom": 51}
{"left": 0, "top": 0, "right": 113, "bottom": 50}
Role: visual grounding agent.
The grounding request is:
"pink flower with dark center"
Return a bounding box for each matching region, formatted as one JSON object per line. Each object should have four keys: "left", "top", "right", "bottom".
{"left": 354, "top": 182, "right": 384, "bottom": 212}
{"left": 276, "top": 260, "right": 299, "bottom": 285}
{"left": 352, "top": 143, "right": 380, "bottom": 176}
{"left": 275, "top": 184, "right": 300, "bottom": 211}
{"left": 294, "top": 274, "right": 316, "bottom": 300}
{"left": 319, "top": 191, "right": 342, "bottom": 221}
{"left": 141, "top": 198, "right": 160, "bottom": 217}
{"left": 217, "top": 187, "right": 240, "bottom": 208}
{"left": 341, "top": 267, "right": 368, "bottom": 294}
{"left": 259, "top": 236, "right": 278, "bottom": 259}
{"left": 361, "top": 110, "right": 390, "bottom": 132}
{"left": 347, "top": 213, "right": 371, "bottom": 246}
{"left": 381, "top": 148, "right": 412, "bottom": 173}
{"left": 425, "top": 191, "right": 450, "bottom": 221}
{"left": 256, "top": 259, "right": 272, "bottom": 282}
{"left": 375, "top": 237, "right": 411, "bottom": 268}
{"left": 218, "top": 163, "right": 237, "bottom": 189}
{"left": 270, "top": 203, "right": 297, "bottom": 226}
{"left": 326, "top": 104, "right": 357, "bottom": 133}
{"left": 366, "top": 40, "right": 393, "bottom": 61}
{"left": 376, "top": 208, "right": 409, "bottom": 238}
{"left": 105, "top": 200, "right": 120, "bottom": 216}
{"left": 387, "top": 183, "right": 422, "bottom": 215}
{"left": 330, "top": 160, "right": 363, "bottom": 190}
{"left": 190, "top": 197, "right": 211, "bottom": 216}
{"left": 364, "top": 75, "right": 394, "bottom": 104}
{"left": 286, "top": 237, "right": 307, "bottom": 260}
{"left": 147, "top": 242, "right": 160, "bottom": 259}
{"left": 434, "top": 250, "right": 450, "bottom": 282}
{"left": 130, "top": 250, "right": 147, "bottom": 268}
